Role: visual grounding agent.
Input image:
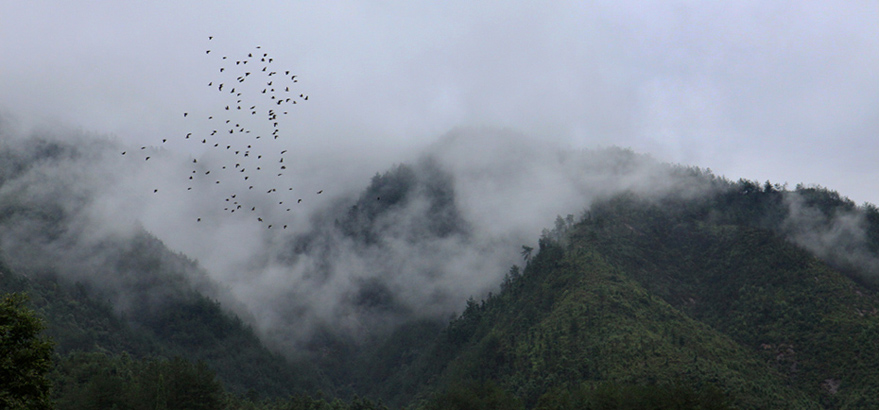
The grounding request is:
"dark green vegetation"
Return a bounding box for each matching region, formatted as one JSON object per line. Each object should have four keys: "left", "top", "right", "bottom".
{"left": 388, "top": 174, "right": 879, "bottom": 409}
{"left": 0, "top": 293, "right": 54, "bottom": 410}
{"left": 3, "top": 139, "right": 879, "bottom": 408}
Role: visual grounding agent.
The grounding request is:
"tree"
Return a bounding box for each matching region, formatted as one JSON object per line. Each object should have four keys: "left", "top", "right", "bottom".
{"left": 0, "top": 292, "right": 55, "bottom": 410}
{"left": 422, "top": 380, "right": 524, "bottom": 410}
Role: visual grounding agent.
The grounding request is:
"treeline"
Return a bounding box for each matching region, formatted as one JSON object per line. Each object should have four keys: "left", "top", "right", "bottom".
{"left": 0, "top": 250, "right": 327, "bottom": 398}
{"left": 370, "top": 176, "right": 879, "bottom": 408}
{"left": 419, "top": 380, "right": 732, "bottom": 410}
{"left": 50, "top": 352, "right": 388, "bottom": 410}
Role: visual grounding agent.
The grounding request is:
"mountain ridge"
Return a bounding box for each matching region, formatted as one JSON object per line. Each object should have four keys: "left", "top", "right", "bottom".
{"left": 3, "top": 131, "right": 879, "bottom": 408}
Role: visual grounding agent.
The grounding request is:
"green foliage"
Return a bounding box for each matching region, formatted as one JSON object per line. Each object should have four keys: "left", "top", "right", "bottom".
{"left": 419, "top": 381, "right": 523, "bottom": 410}
{"left": 534, "top": 382, "right": 732, "bottom": 410}
{"left": 0, "top": 239, "right": 325, "bottom": 398}
{"left": 0, "top": 292, "right": 55, "bottom": 410}
{"left": 52, "top": 353, "right": 223, "bottom": 410}
{"left": 579, "top": 190, "right": 879, "bottom": 408}
{"left": 387, "top": 176, "right": 879, "bottom": 408}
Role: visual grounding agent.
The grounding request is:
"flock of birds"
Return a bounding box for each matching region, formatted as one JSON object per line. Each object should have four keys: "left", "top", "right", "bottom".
{"left": 124, "top": 36, "right": 317, "bottom": 228}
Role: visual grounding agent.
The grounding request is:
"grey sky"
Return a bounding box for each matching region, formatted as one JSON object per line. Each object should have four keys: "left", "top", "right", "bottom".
{"left": 2, "top": 0, "right": 877, "bottom": 206}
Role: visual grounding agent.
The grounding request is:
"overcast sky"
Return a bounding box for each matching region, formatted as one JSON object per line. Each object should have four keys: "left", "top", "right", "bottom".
{"left": 2, "top": 1, "right": 878, "bottom": 205}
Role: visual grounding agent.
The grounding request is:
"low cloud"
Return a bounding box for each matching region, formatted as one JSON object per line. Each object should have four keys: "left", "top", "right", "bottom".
{"left": 783, "top": 192, "right": 879, "bottom": 282}
{"left": 0, "top": 119, "right": 782, "bottom": 352}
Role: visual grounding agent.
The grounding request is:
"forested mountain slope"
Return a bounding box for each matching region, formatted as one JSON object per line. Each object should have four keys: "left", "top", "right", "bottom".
{"left": 0, "top": 239, "right": 325, "bottom": 400}
{"left": 381, "top": 178, "right": 879, "bottom": 409}
{"left": 578, "top": 189, "right": 879, "bottom": 408}
{"left": 4, "top": 133, "right": 879, "bottom": 409}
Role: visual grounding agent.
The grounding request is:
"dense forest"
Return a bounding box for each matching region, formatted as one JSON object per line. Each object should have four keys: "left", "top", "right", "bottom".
{"left": 3, "top": 144, "right": 879, "bottom": 409}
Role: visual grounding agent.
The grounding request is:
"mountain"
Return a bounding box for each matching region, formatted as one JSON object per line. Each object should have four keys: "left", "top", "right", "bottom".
{"left": 3, "top": 128, "right": 879, "bottom": 409}
{"left": 382, "top": 176, "right": 879, "bottom": 409}
{"left": 0, "top": 136, "right": 328, "bottom": 399}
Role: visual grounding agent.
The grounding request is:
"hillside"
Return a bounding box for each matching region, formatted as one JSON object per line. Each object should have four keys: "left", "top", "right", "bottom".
{"left": 0, "top": 238, "right": 327, "bottom": 398}
{"left": 4, "top": 135, "right": 879, "bottom": 409}
{"left": 385, "top": 178, "right": 879, "bottom": 409}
